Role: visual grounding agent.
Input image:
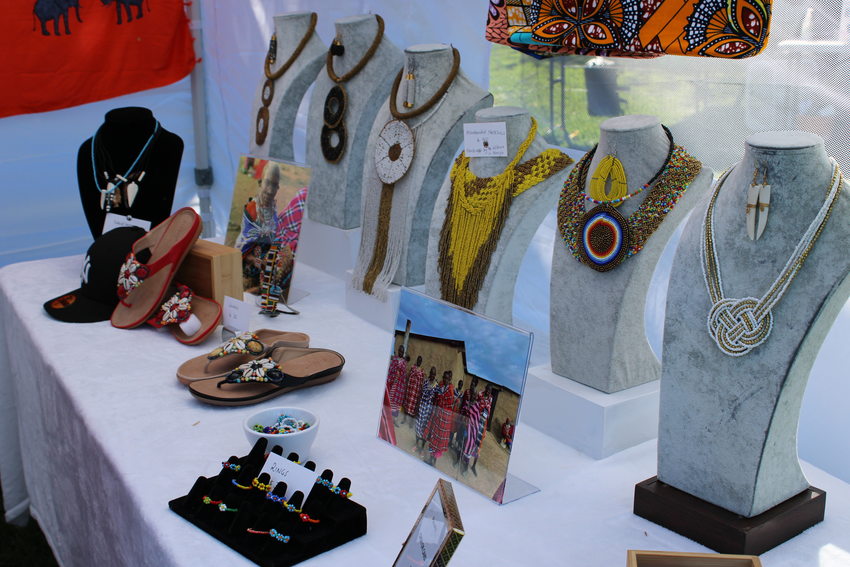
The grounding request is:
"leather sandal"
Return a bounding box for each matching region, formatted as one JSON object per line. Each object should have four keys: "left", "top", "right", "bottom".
{"left": 187, "top": 346, "right": 344, "bottom": 406}
{"left": 145, "top": 283, "right": 222, "bottom": 346}
{"left": 176, "top": 329, "right": 310, "bottom": 384}
{"left": 111, "top": 207, "right": 202, "bottom": 329}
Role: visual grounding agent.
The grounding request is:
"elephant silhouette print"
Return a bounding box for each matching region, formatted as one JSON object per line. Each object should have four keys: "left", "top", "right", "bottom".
{"left": 33, "top": 0, "right": 82, "bottom": 36}
{"left": 102, "top": 0, "right": 149, "bottom": 25}
{"left": 33, "top": 0, "right": 151, "bottom": 36}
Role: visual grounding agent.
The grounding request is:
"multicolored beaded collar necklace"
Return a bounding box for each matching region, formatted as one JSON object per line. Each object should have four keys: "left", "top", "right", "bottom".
{"left": 557, "top": 129, "right": 701, "bottom": 272}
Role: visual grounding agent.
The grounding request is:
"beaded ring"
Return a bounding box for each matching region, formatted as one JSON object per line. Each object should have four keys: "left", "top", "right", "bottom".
{"left": 232, "top": 479, "right": 252, "bottom": 490}
{"left": 299, "top": 513, "right": 320, "bottom": 524}
{"left": 252, "top": 477, "right": 272, "bottom": 492}
{"left": 247, "top": 528, "right": 290, "bottom": 543}
{"left": 202, "top": 496, "right": 238, "bottom": 512}
{"left": 221, "top": 462, "right": 241, "bottom": 472}
{"left": 315, "top": 477, "right": 352, "bottom": 498}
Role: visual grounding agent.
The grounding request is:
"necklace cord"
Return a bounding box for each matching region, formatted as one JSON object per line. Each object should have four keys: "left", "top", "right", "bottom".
{"left": 264, "top": 12, "right": 317, "bottom": 80}
{"left": 91, "top": 120, "right": 160, "bottom": 194}
{"left": 389, "top": 47, "right": 460, "bottom": 120}
{"left": 326, "top": 14, "right": 384, "bottom": 84}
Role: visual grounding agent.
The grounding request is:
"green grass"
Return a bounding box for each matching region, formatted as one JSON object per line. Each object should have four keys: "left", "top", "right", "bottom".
{"left": 488, "top": 45, "right": 737, "bottom": 151}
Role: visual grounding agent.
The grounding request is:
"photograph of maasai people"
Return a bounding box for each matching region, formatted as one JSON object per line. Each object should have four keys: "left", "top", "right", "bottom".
{"left": 377, "top": 289, "right": 532, "bottom": 503}
{"left": 224, "top": 156, "right": 310, "bottom": 299}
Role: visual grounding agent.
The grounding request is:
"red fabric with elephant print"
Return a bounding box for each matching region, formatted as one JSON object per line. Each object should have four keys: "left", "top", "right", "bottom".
{"left": 0, "top": 0, "right": 195, "bottom": 118}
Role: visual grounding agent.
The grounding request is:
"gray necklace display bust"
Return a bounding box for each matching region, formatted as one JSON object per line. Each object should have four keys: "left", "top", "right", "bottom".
{"left": 248, "top": 12, "right": 325, "bottom": 161}
{"left": 305, "top": 14, "right": 403, "bottom": 229}
{"left": 351, "top": 43, "right": 492, "bottom": 299}
{"left": 424, "top": 106, "right": 571, "bottom": 323}
{"left": 549, "top": 115, "right": 711, "bottom": 393}
{"left": 658, "top": 131, "right": 850, "bottom": 517}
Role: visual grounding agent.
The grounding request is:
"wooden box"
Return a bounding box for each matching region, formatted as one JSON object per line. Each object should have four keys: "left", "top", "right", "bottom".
{"left": 627, "top": 550, "right": 762, "bottom": 567}
{"left": 175, "top": 239, "right": 243, "bottom": 305}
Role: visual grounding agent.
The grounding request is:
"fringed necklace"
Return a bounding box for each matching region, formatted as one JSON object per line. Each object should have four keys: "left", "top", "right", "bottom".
{"left": 255, "top": 12, "right": 317, "bottom": 146}
{"left": 91, "top": 120, "right": 160, "bottom": 213}
{"left": 438, "top": 118, "right": 572, "bottom": 309}
{"left": 320, "top": 14, "right": 384, "bottom": 163}
{"left": 557, "top": 130, "right": 701, "bottom": 272}
{"left": 359, "top": 47, "right": 461, "bottom": 296}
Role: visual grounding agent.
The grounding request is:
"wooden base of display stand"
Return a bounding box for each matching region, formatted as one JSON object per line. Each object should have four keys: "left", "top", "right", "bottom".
{"left": 633, "top": 477, "right": 825, "bottom": 555}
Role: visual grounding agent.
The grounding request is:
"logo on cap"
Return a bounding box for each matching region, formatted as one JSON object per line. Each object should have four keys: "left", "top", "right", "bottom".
{"left": 81, "top": 255, "right": 92, "bottom": 285}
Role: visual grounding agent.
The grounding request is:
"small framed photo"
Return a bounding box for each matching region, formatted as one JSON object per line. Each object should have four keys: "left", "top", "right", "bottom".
{"left": 394, "top": 479, "right": 464, "bottom": 567}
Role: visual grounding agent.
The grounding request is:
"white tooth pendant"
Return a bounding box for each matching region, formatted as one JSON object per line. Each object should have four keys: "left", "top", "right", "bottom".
{"left": 126, "top": 182, "right": 139, "bottom": 207}
{"left": 746, "top": 182, "right": 760, "bottom": 240}
{"left": 756, "top": 183, "right": 771, "bottom": 240}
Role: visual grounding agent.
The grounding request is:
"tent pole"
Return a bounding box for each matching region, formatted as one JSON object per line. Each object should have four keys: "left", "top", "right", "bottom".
{"left": 188, "top": 1, "right": 214, "bottom": 237}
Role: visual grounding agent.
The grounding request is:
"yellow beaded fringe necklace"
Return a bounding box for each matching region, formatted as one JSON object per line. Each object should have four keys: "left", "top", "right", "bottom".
{"left": 438, "top": 118, "right": 572, "bottom": 309}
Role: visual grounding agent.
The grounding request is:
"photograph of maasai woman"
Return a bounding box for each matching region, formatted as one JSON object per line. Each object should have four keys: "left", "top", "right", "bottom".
{"left": 225, "top": 156, "right": 310, "bottom": 299}
{"left": 378, "top": 289, "right": 532, "bottom": 503}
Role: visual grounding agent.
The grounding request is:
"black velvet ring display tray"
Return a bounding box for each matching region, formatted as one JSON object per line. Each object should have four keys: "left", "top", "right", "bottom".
{"left": 168, "top": 439, "right": 367, "bottom": 566}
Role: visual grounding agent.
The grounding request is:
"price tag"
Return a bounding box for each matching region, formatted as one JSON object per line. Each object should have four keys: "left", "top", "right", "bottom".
{"left": 102, "top": 213, "right": 151, "bottom": 234}
{"left": 463, "top": 122, "right": 508, "bottom": 157}
{"left": 222, "top": 295, "right": 251, "bottom": 334}
{"left": 260, "top": 452, "right": 318, "bottom": 505}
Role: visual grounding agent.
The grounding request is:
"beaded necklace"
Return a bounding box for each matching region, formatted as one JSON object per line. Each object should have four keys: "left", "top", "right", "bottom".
{"left": 359, "top": 48, "right": 461, "bottom": 296}
{"left": 701, "top": 159, "right": 843, "bottom": 356}
{"left": 321, "top": 14, "right": 384, "bottom": 163}
{"left": 557, "top": 135, "right": 701, "bottom": 272}
{"left": 438, "top": 118, "right": 572, "bottom": 309}
{"left": 91, "top": 120, "right": 160, "bottom": 213}
{"left": 255, "top": 13, "right": 317, "bottom": 146}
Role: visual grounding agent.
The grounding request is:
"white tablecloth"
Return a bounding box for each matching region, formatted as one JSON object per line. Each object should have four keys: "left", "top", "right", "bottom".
{"left": 2, "top": 256, "right": 850, "bottom": 566}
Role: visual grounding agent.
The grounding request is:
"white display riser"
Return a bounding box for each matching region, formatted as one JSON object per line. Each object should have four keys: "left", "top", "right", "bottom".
{"left": 343, "top": 269, "right": 405, "bottom": 330}
{"left": 522, "top": 363, "right": 659, "bottom": 460}
{"left": 297, "top": 214, "right": 361, "bottom": 279}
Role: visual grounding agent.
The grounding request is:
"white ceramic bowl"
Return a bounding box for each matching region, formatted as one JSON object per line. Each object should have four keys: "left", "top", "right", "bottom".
{"left": 243, "top": 406, "right": 319, "bottom": 460}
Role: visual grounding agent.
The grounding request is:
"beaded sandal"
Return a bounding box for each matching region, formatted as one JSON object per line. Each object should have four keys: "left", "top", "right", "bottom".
{"left": 111, "top": 207, "right": 202, "bottom": 329}
{"left": 176, "top": 329, "right": 310, "bottom": 384}
{"left": 187, "top": 346, "right": 344, "bottom": 406}
{"left": 145, "top": 283, "right": 222, "bottom": 346}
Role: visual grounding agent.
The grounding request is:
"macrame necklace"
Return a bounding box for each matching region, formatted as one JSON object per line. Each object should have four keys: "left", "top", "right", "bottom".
{"left": 91, "top": 120, "right": 160, "bottom": 213}
{"left": 255, "top": 12, "right": 317, "bottom": 146}
{"left": 438, "top": 117, "right": 572, "bottom": 309}
{"left": 360, "top": 47, "right": 461, "bottom": 295}
{"left": 701, "top": 159, "right": 843, "bottom": 357}
{"left": 557, "top": 128, "right": 701, "bottom": 272}
{"left": 321, "top": 14, "right": 384, "bottom": 163}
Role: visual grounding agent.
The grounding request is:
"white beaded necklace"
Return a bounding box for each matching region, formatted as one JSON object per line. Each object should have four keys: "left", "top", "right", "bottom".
{"left": 701, "top": 158, "right": 843, "bottom": 357}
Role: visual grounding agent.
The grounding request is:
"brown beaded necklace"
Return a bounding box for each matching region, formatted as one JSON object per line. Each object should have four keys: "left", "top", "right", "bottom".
{"left": 321, "top": 14, "right": 385, "bottom": 163}
{"left": 361, "top": 47, "right": 461, "bottom": 295}
{"left": 255, "top": 13, "right": 318, "bottom": 146}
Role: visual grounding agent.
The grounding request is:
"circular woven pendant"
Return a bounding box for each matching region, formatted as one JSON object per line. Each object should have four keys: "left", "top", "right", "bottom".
{"left": 374, "top": 119, "right": 415, "bottom": 185}
{"left": 323, "top": 85, "right": 347, "bottom": 127}
{"left": 261, "top": 79, "right": 275, "bottom": 106}
{"left": 578, "top": 204, "right": 630, "bottom": 271}
{"left": 255, "top": 106, "right": 270, "bottom": 146}
{"left": 320, "top": 122, "right": 346, "bottom": 163}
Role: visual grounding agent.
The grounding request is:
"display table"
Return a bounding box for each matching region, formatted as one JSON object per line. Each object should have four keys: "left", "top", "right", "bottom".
{"left": 1, "top": 256, "right": 849, "bottom": 566}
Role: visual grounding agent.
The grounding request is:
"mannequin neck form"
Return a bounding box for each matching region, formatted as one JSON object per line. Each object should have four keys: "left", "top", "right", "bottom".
{"left": 468, "top": 107, "right": 540, "bottom": 178}
{"left": 100, "top": 107, "right": 157, "bottom": 146}
{"left": 272, "top": 12, "right": 317, "bottom": 55}
{"left": 589, "top": 115, "right": 671, "bottom": 193}
{"left": 396, "top": 44, "right": 456, "bottom": 114}
{"left": 331, "top": 14, "right": 381, "bottom": 78}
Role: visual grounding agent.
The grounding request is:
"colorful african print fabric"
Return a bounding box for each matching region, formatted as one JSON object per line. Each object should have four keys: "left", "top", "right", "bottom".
{"left": 402, "top": 365, "right": 425, "bottom": 416}
{"left": 426, "top": 383, "right": 456, "bottom": 458}
{"left": 386, "top": 356, "right": 407, "bottom": 414}
{"left": 486, "top": 0, "right": 772, "bottom": 59}
{"left": 415, "top": 382, "right": 437, "bottom": 440}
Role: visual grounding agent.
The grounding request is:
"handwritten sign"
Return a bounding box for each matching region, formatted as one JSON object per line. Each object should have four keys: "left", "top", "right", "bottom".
{"left": 260, "top": 452, "right": 318, "bottom": 505}
{"left": 463, "top": 122, "right": 508, "bottom": 157}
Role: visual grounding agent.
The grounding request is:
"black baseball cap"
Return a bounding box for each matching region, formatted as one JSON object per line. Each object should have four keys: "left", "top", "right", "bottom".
{"left": 44, "top": 226, "right": 147, "bottom": 323}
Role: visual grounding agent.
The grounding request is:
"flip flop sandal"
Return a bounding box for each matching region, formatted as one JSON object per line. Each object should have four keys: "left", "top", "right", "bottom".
{"left": 188, "top": 346, "right": 345, "bottom": 406}
{"left": 145, "top": 283, "right": 223, "bottom": 345}
{"left": 111, "top": 207, "right": 202, "bottom": 329}
{"left": 176, "top": 329, "right": 311, "bottom": 384}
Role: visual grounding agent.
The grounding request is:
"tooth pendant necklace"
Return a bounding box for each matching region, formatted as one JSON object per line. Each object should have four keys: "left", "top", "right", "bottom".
{"left": 91, "top": 120, "right": 160, "bottom": 212}
{"left": 701, "top": 159, "right": 843, "bottom": 356}
{"left": 745, "top": 165, "right": 771, "bottom": 240}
